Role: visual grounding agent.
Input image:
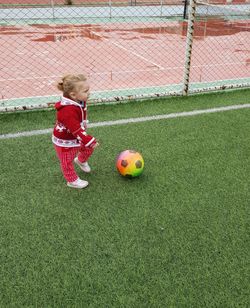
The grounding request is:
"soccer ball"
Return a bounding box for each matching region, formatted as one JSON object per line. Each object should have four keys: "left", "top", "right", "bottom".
{"left": 116, "top": 150, "right": 144, "bottom": 178}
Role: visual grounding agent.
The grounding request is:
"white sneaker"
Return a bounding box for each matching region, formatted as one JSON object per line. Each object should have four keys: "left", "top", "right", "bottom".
{"left": 74, "top": 157, "right": 91, "bottom": 173}
{"left": 67, "top": 178, "right": 89, "bottom": 189}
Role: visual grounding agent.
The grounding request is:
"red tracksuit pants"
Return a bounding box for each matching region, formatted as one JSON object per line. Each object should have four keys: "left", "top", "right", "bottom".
{"left": 54, "top": 145, "right": 94, "bottom": 182}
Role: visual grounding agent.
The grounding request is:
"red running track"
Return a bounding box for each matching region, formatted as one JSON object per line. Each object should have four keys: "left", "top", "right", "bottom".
{"left": 0, "top": 19, "right": 249, "bottom": 100}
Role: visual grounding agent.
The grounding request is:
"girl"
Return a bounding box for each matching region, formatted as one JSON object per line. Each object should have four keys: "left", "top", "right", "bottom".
{"left": 52, "top": 74, "right": 98, "bottom": 189}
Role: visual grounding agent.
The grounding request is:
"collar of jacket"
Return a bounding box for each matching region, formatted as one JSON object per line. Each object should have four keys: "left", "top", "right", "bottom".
{"left": 61, "top": 96, "right": 84, "bottom": 107}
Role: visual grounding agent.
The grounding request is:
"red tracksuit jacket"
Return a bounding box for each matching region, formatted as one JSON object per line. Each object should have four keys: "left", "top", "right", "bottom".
{"left": 52, "top": 96, "right": 96, "bottom": 148}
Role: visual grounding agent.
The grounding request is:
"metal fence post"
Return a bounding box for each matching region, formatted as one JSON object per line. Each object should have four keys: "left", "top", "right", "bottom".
{"left": 182, "top": 0, "right": 197, "bottom": 96}
{"left": 183, "top": 0, "right": 189, "bottom": 20}
{"left": 160, "top": 0, "right": 163, "bottom": 17}
{"left": 109, "top": 0, "right": 112, "bottom": 18}
{"left": 50, "top": 0, "right": 55, "bottom": 20}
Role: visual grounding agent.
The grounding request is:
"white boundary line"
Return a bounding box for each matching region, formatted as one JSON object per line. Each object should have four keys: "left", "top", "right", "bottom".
{"left": 1, "top": 103, "right": 250, "bottom": 140}
{"left": 0, "top": 60, "right": 247, "bottom": 83}
{"left": 111, "top": 42, "right": 165, "bottom": 70}
{"left": 90, "top": 30, "right": 165, "bottom": 69}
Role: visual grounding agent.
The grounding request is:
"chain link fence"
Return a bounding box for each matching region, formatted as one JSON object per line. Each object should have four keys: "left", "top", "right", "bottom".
{"left": 0, "top": 0, "right": 249, "bottom": 111}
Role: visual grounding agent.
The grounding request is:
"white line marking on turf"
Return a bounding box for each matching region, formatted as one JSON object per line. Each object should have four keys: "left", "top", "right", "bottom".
{"left": 1, "top": 104, "right": 250, "bottom": 140}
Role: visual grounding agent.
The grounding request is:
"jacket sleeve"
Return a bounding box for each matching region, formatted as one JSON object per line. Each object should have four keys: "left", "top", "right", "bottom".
{"left": 60, "top": 108, "right": 96, "bottom": 148}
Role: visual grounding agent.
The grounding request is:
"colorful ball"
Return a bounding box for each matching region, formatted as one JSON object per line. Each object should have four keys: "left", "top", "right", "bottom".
{"left": 116, "top": 150, "right": 144, "bottom": 178}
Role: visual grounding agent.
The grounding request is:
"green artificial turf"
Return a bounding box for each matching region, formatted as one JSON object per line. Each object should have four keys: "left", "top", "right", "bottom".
{"left": 1, "top": 88, "right": 250, "bottom": 135}
{"left": 0, "top": 92, "right": 249, "bottom": 306}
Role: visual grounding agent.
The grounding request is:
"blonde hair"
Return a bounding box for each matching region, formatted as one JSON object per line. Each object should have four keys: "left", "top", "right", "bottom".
{"left": 57, "top": 74, "right": 87, "bottom": 97}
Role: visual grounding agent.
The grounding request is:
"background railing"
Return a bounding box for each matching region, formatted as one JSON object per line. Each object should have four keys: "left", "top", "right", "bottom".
{"left": 0, "top": 0, "right": 249, "bottom": 111}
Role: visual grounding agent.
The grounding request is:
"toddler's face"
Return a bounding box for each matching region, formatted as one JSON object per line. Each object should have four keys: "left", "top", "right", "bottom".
{"left": 73, "top": 81, "right": 90, "bottom": 102}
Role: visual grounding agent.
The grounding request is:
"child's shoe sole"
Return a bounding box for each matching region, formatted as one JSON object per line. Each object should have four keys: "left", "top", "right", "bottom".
{"left": 67, "top": 181, "right": 89, "bottom": 189}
